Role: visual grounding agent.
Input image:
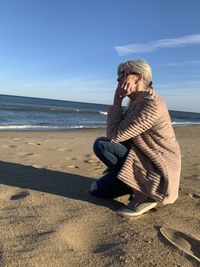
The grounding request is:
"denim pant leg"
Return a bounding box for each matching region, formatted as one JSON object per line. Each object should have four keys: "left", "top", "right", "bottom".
{"left": 91, "top": 137, "right": 132, "bottom": 198}
{"left": 93, "top": 137, "right": 129, "bottom": 172}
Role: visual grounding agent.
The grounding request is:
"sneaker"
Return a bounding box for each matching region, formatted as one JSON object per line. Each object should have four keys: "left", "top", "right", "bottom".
{"left": 117, "top": 197, "right": 157, "bottom": 217}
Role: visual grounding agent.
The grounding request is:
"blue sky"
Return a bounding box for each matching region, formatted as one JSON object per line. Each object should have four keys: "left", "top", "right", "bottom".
{"left": 0, "top": 0, "right": 200, "bottom": 112}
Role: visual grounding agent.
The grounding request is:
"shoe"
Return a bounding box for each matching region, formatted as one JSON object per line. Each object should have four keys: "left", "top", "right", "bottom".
{"left": 117, "top": 197, "right": 157, "bottom": 217}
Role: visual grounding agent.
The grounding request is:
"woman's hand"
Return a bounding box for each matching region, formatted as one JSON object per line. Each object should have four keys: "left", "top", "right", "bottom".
{"left": 114, "top": 81, "right": 136, "bottom": 105}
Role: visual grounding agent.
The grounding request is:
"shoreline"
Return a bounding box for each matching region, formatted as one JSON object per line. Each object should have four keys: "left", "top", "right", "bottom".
{"left": 0, "top": 123, "right": 200, "bottom": 133}
{"left": 0, "top": 128, "right": 107, "bottom": 136}
{"left": 0, "top": 127, "right": 106, "bottom": 133}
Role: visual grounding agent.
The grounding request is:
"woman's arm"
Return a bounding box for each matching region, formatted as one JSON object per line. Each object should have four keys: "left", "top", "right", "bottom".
{"left": 107, "top": 96, "right": 159, "bottom": 142}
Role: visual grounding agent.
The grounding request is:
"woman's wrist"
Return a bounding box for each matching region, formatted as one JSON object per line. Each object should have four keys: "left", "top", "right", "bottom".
{"left": 113, "top": 95, "right": 122, "bottom": 106}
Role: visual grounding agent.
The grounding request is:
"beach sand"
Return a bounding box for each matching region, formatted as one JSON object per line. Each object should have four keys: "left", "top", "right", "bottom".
{"left": 0, "top": 126, "right": 200, "bottom": 267}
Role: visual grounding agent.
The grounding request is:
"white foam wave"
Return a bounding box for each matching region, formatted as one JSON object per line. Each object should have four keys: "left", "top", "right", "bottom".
{"left": 0, "top": 125, "right": 50, "bottom": 129}
{"left": 172, "top": 121, "right": 200, "bottom": 125}
{"left": 99, "top": 111, "right": 107, "bottom": 115}
{"left": 0, "top": 125, "right": 106, "bottom": 130}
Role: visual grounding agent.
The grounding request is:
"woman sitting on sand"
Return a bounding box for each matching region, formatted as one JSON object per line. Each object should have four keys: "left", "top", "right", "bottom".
{"left": 90, "top": 59, "right": 181, "bottom": 217}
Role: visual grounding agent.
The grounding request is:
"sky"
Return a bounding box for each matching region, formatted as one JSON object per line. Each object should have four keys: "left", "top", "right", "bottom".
{"left": 0, "top": 0, "right": 200, "bottom": 112}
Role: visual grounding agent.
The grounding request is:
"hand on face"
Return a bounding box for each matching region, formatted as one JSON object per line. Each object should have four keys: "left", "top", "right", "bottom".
{"left": 116, "top": 81, "right": 135, "bottom": 98}
{"left": 115, "top": 75, "right": 138, "bottom": 100}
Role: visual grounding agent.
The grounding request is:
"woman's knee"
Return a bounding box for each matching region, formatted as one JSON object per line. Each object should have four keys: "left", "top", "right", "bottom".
{"left": 93, "top": 136, "right": 108, "bottom": 155}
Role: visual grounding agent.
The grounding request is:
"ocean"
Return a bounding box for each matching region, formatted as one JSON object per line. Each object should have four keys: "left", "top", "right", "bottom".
{"left": 0, "top": 94, "right": 200, "bottom": 130}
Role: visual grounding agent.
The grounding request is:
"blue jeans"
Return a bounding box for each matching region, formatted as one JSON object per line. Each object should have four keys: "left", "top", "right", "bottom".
{"left": 91, "top": 137, "right": 132, "bottom": 198}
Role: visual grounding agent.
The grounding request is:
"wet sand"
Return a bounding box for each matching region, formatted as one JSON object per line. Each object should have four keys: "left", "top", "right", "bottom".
{"left": 0, "top": 126, "right": 200, "bottom": 266}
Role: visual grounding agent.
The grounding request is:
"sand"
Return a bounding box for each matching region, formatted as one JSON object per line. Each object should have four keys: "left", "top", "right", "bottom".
{"left": 0, "top": 126, "right": 200, "bottom": 267}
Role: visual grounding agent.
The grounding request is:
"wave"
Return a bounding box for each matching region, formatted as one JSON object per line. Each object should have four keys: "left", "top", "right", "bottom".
{"left": 0, "top": 124, "right": 106, "bottom": 130}
{"left": 172, "top": 121, "right": 200, "bottom": 126}
{"left": 0, "top": 105, "right": 107, "bottom": 115}
{"left": 99, "top": 111, "right": 108, "bottom": 115}
{"left": 0, "top": 125, "right": 52, "bottom": 129}
{"left": 1, "top": 121, "right": 200, "bottom": 131}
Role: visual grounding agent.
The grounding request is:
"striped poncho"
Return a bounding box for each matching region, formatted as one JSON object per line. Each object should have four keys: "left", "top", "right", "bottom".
{"left": 107, "top": 89, "right": 181, "bottom": 204}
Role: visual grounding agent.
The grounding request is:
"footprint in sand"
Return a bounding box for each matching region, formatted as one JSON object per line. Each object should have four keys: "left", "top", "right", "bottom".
{"left": 10, "top": 190, "right": 30, "bottom": 201}
{"left": 189, "top": 192, "right": 200, "bottom": 199}
{"left": 17, "top": 152, "right": 38, "bottom": 157}
{"left": 56, "top": 222, "right": 90, "bottom": 251}
{"left": 17, "top": 230, "right": 55, "bottom": 253}
{"left": 160, "top": 226, "right": 200, "bottom": 263}
{"left": 54, "top": 214, "right": 126, "bottom": 264}
{"left": 24, "top": 153, "right": 35, "bottom": 156}
{"left": 71, "top": 157, "right": 78, "bottom": 161}
{"left": 54, "top": 215, "right": 100, "bottom": 252}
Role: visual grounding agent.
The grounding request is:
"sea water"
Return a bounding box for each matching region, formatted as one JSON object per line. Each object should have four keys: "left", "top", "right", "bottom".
{"left": 0, "top": 94, "right": 200, "bottom": 130}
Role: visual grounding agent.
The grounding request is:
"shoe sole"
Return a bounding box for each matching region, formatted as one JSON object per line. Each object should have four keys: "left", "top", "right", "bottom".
{"left": 117, "top": 202, "right": 157, "bottom": 217}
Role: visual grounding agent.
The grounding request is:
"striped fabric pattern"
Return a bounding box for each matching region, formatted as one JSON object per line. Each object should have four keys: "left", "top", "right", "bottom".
{"left": 107, "top": 89, "right": 181, "bottom": 204}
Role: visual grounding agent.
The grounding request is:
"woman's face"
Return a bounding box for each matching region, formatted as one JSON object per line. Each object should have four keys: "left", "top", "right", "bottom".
{"left": 117, "top": 73, "right": 138, "bottom": 84}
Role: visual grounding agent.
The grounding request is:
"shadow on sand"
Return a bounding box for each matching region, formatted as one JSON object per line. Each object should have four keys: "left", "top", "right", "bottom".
{"left": 0, "top": 161, "right": 120, "bottom": 211}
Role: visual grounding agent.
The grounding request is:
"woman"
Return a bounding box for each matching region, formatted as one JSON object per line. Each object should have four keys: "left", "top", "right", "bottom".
{"left": 90, "top": 59, "right": 181, "bottom": 217}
